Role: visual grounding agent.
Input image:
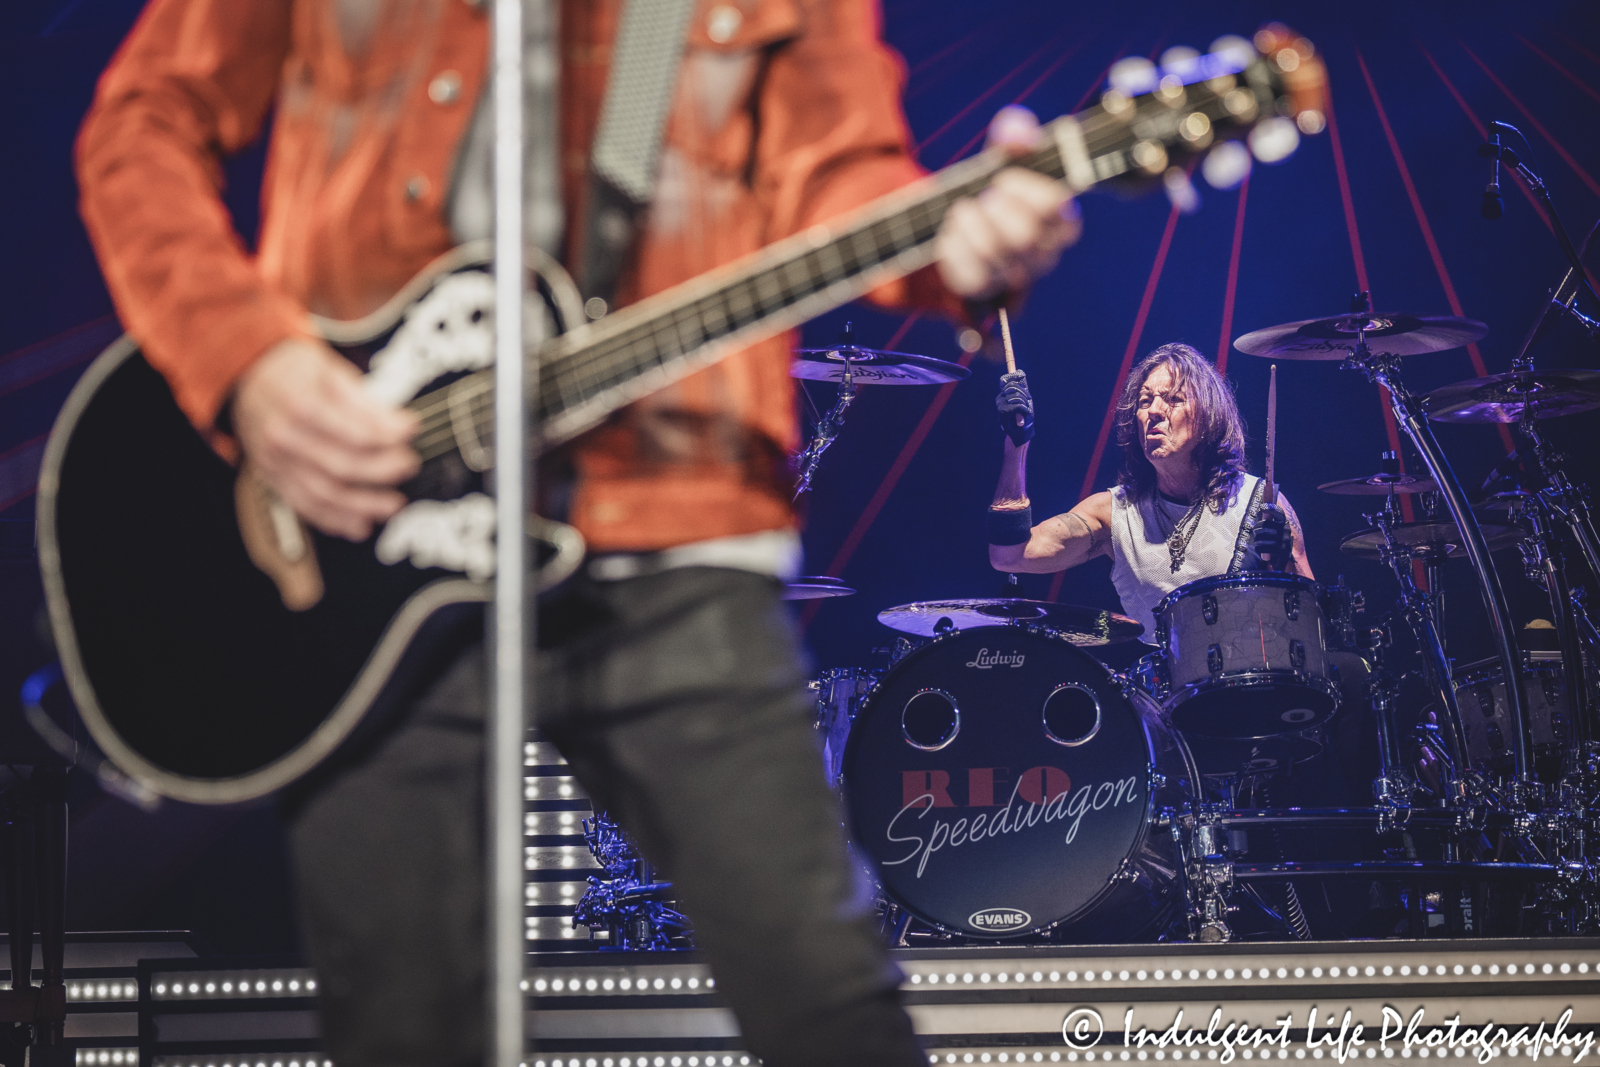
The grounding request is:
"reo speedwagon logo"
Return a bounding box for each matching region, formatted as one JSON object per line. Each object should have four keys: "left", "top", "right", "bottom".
{"left": 883, "top": 765, "right": 1142, "bottom": 878}
{"left": 966, "top": 648, "right": 1025, "bottom": 669}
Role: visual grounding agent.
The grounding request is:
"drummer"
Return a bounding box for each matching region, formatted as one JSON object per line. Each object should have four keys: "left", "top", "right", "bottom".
{"left": 987, "top": 342, "right": 1312, "bottom": 637}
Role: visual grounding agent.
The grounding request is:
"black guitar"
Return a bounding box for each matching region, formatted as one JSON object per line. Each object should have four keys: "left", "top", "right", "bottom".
{"left": 39, "top": 29, "right": 1327, "bottom": 803}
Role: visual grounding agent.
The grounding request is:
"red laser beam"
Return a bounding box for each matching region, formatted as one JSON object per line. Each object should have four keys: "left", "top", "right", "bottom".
{"left": 1459, "top": 40, "right": 1600, "bottom": 199}
{"left": 915, "top": 24, "right": 1080, "bottom": 156}
{"left": 1323, "top": 81, "right": 1414, "bottom": 525}
{"left": 1518, "top": 35, "right": 1600, "bottom": 109}
{"left": 1355, "top": 50, "right": 1513, "bottom": 454}
{"left": 1215, "top": 175, "right": 1251, "bottom": 375}
{"left": 1557, "top": 33, "right": 1600, "bottom": 71}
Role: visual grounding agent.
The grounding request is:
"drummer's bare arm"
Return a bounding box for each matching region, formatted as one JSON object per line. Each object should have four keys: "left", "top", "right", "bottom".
{"left": 1281, "top": 494, "right": 1314, "bottom": 579}
{"left": 990, "top": 490, "right": 1113, "bottom": 572}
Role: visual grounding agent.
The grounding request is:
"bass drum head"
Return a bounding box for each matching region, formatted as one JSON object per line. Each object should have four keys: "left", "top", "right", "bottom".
{"left": 842, "top": 626, "right": 1183, "bottom": 940}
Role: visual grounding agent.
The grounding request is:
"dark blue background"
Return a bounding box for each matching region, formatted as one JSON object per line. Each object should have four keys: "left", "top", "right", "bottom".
{"left": 1, "top": 0, "right": 1597, "bottom": 951}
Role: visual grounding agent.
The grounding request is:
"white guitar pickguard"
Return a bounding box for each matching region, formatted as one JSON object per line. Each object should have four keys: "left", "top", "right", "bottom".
{"left": 375, "top": 493, "right": 496, "bottom": 580}
{"left": 364, "top": 270, "right": 496, "bottom": 406}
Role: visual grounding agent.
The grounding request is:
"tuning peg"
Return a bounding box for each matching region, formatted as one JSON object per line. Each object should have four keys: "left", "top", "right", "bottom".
{"left": 1248, "top": 116, "right": 1300, "bottom": 164}
{"left": 1208, "top": 35, "right": 1255, "bottom": 70}
{"left": 1163, "top": 168, "right": 1201, "bottom": 214}
{"left": 1201, "top": 141, "right": 1252, "bottom": 190}
{"left": 1108, "top": 56, "right": 1158, "bottom": 96}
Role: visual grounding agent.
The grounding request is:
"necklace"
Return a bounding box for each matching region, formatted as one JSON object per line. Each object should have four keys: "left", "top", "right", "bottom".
{"left": 1154, "top": 493, "right": 1207, "bottom": 573}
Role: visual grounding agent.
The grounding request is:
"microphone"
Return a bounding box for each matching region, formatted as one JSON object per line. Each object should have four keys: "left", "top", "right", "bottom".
{"left": 1481, "top": 129, "right": 1504, "bottom": 220}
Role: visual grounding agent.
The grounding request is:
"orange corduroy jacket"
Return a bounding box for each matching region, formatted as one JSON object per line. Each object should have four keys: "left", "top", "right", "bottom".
{"left": 76, "top": 0, "right": 962, "bottom": 552}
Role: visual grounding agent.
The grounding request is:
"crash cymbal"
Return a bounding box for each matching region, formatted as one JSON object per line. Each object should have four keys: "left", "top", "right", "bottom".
{"left": 1423, "top": 368, "right": 1600, "bottom": 423}
{"left": 1339, "top": 520, "right": 1524, "bottom": 561}
{"left": 876, "top": 598, "right": 1144, "bottom": 646}
{"left": 1234, "top": 313, "right": 1488, "bottom": 359}
{"left": 790, "top": 345, "right": 971, "bottom": 385}
{"left": 781, "top": 576, "right": 856, "bottom": 601}
{"left": 1318, "top": 472, "right": 1440, "bottom": 496}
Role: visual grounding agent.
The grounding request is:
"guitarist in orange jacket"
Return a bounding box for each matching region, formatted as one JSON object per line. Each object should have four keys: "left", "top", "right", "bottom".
{"left": 75, "top": 1, "right": 1077, "bottom": 1064}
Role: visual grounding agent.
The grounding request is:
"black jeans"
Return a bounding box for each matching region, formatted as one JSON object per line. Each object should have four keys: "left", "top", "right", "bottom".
{"left": 283, "top": 567, "right": 923, "bottom": 1067}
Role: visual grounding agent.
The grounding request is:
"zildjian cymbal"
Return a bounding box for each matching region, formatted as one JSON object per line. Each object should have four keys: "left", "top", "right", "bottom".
{"left": 876, "top": 598, "right": 1145, "bottom": 645}
{"left": 1338, "top": 521, "right": 1525, "bottom": 561}
{"left": 1234, "top": 313, "right": 1488, "bottom": 359}
{"left": 790, "top": 344, "right": 971, "bottom": 385}
{"left": 1423, "top": 368, "right": 1600, "bottom": 423}
{"left": 781, "top": 576, "right": 856, "bottom": 601}
{"left": 1317, "top": 472, "right": 1440, "bottom": 495}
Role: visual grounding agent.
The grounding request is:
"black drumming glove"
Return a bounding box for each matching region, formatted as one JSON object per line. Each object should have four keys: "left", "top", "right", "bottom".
{"left": 1252, "top": 503, "right": 1291, "bottom": 571}
{"left": 996, "top": 370, "right": 1035, "bottom": 446}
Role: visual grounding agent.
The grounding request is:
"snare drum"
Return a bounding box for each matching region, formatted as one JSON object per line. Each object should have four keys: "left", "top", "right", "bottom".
{"left": 841, "top": 626, "right": 1190, "bottom": 941}
{"left": 1151, "top": 573, "right": 1341, "bottom": 739}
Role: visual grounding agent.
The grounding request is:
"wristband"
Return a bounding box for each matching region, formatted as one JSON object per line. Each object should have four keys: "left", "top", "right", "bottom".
{"left": 987, "top": 506, "right": 1033, "bottom": 546}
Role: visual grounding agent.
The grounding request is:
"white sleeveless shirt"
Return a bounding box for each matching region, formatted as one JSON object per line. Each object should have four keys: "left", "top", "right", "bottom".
{"left": 1108, "top": 474, "right": 1263, "bottom": 637}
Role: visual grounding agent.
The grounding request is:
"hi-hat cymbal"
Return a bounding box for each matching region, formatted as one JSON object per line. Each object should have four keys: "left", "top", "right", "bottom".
{"left": 876, "top": 598, "right": 1144, "bottom": 646}
{"left": 791, "top": 345, "right": 971, "bottom": 385}
{"left": 1318, "top": 472, "right": 1440, "bottom": 496}
{"left": 1423, "top": 369, "right": 1600, "bottom": 423}
{"left": 1477, "top": 489, "right": 1538, "bottom": 514}
{"left": 782, "top": 576, "right": 856, "bottom": 601}
{"left": 1339, "top": 521, "right": 1524, "bottom": 561}
{"left": 1234, "top": 313, "right": 1488, "bottom": 359}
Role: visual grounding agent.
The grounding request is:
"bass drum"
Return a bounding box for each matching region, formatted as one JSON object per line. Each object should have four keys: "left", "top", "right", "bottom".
{"left": 841, "top": 626, "right": 1192, "bottom": 941}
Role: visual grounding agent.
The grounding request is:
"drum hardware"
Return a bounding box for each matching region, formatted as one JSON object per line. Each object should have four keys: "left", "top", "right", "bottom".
{"left": 1242, "top": 291, "right": 1538, "bottom": 788}
{"left": 1169, "top": 803, "right": 1237, "bottom": 942}
{"left": 782, "top": 575, "right": 856, "bottom": 600}
{"left": 875, "top": 597, "right": 1144, "bottom": 645}
{"left": 789, "top": 324, "right": 972, "bottom": 498}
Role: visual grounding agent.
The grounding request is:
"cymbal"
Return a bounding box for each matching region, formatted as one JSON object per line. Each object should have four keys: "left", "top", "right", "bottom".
{"left": 1423, "top": 368, "right": 1600, "bottom": 423}
{"left": 1477, "top": 489, "right": 1538, "bottom": 514}
{"left": 1318, "top": 472, "right": 1440, "bottom": 496}
{"left": 1339, "top": 520, "right": 1524, "bottom": 561}
{"left": 791, "top": 345, "right": 971, "bottom": 385}
{"left": 1234, "top": 313, "right": 1488, "bottom": 359}
{"left": 782, "top": 576, "right": 856, "bottom": 601}
{"left": 876, "top": 598, "right": 1144, "bottom": 646}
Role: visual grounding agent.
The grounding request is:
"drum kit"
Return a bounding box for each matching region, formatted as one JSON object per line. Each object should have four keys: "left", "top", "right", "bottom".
{"left": 798, "top": 293, "right": 1600, "bottom": 945}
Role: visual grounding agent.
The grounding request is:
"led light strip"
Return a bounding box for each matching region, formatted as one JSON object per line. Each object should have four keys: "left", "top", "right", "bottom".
{"left": 924, "top": 1044, "right": 1598, "bottom": 1063}
{"left": 901, "top": 958, "right": 1598, "bottom": 988}
{"left": 67, "top": 979, "right": 139, "bottom": 1001}
{"left": 151, "top": 969, "right": 316, "bottom": 1000}
{"left": 527, "top": 1056, "right": 749, "bottom": 1067}
{"left": 75, "top": 1049, "right": 137, "bottom": 1065}
{"left": 524, "top": 972, "right": 714, "bottom": 994}
{"left": 151, "top": 1057, "right": 331, "bottom": 1067}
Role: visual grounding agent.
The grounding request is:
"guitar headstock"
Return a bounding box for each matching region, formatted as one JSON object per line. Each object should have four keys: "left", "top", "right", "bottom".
{"left": 1065, "top": 23, "right": 1329, "bottom": 201}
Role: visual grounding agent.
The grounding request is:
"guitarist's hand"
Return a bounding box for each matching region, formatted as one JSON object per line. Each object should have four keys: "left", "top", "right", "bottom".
{"left": 935, "top": 106, "right": 1082, "bottom": 299}
{"left": 232, "top": 338, "right": 420, "bottom": 541}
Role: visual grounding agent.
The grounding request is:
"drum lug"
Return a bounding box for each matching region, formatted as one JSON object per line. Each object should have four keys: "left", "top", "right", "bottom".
{"left": 1207, "top": 644, "right": 1224, "bottom": 674}
{"left": 1148, "top": 765, "right": 1167, "bottom": 792}
{"left": 1202, "top": 594, "right": 1218, "bottom": 625}
{"left": 1285, "top": 590, "right": 1301, "bottom": 621}
{"left": 1289, "top": 639, "right": 1306, "bottom": 670}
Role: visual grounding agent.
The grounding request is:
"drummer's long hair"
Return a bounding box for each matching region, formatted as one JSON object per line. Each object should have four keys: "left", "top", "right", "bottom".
{"left": 1113, "top": 343, "right": 1249, "bottom": 511}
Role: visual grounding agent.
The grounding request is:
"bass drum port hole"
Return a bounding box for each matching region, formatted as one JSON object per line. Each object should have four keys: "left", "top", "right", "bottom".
{"left": 902, "top": 689, "right": 959, "bottom": 750}
{"left": 1043, "top": 683, "right": 1102, "bottom": 746}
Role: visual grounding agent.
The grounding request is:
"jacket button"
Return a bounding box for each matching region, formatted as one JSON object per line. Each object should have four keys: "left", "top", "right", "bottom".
{"left": 405, "top": 175, "right": 431, "bottom": 202}
{"left": 706, "top": 5, "right": 741, "bottom": 43}
{"left": 428, "top": 70, "right": 462, "bottom": 104}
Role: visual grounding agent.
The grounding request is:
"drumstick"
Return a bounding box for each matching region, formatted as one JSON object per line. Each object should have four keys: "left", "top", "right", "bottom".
{"left": 998, "top": 307, "right": 1017, "bottom": 374}
{"left": 998, "top": 307, "right": 1025, "bottom": 432}
{"left": 1265, "top": 363, "right": 1278, "bottom": 505}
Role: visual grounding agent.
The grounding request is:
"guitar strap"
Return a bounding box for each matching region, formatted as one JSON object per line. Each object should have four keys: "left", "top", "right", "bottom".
{"left": 577, "top": 0, "right": 698, "bottom": 309}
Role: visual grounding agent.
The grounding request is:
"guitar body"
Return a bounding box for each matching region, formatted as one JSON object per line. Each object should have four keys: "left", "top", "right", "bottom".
{"left": 40, "top": 33, "right": 1326, "bottom": 803}
{"left": 40, "top": 246, "right": 585, "bottom": 804}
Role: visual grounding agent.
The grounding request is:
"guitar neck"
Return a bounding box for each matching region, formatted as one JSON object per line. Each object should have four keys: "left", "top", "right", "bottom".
{"left": 414, "top": 32, "right": 1322, "bottom": 458}
{"left": 533, "top": 132, "right": 1070, "bottom": 447}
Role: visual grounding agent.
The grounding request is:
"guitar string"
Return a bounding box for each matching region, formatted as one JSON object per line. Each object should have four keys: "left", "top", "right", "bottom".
{"left": 404, "top": 73, "right": 1253, "bottom": 464}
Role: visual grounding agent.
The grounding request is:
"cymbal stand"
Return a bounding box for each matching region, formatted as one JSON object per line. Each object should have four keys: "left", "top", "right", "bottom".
{"left": 1367, "top": 498, "right": 1455, "bottom": 810}
{"left": 1512, "top": 491, "right": 1595, "bottom": 759}
{"left": 793, "top": 354, "right": 856, "bottom": 499}
{"left": 1342, "top": 322, "right": 1536, "bottom": 794}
